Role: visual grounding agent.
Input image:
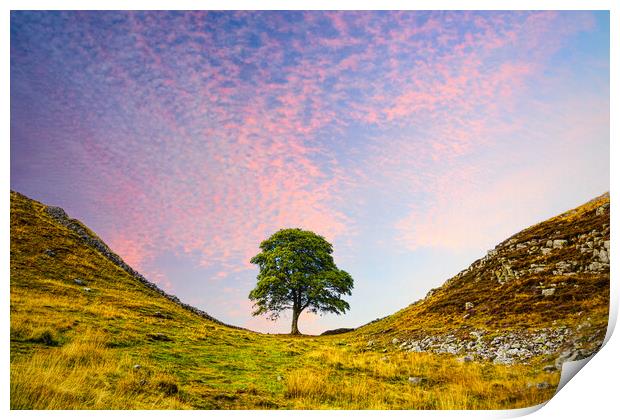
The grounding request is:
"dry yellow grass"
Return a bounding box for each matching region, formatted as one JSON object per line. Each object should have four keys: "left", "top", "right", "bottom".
{"left": 10, "top": 190, "right": 603, "bottom": 409}
{"left": 283, "top": 347, "right": 557, "bottom": 409}
{"left": 10, "top": 329, "right": 189, "bottom": 409}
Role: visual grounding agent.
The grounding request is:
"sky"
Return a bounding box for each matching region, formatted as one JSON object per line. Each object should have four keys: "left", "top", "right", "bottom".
{"left": 10, "top": 11, "right": 609, "bottom": 334}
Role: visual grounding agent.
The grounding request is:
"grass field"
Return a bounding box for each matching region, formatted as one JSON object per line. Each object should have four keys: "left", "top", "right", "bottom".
{"left": 12, "top": 190, "right": 606, "bottom": 409}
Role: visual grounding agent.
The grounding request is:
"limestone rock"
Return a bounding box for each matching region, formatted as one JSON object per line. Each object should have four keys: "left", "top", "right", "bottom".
{"left": 408, "top": 376, "right": 426, "bottom": 385}
{"left": 553, "top": 239, "right": 568, "bottom": 249}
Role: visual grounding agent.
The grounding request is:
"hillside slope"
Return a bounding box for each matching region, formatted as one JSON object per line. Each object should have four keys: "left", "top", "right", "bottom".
{"left": 9, "top": 191, "right": 317, "bottom": 408}
{"left": 356, "top": 194, "right": 610, "bottom": 365}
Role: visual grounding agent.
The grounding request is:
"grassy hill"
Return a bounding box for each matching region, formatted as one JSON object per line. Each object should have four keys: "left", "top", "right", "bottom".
{"left": 9, "top": 191, "right": 609, "bottom": 409}
{"left": 355, "top": 193, "right": 610, "bottom": 364}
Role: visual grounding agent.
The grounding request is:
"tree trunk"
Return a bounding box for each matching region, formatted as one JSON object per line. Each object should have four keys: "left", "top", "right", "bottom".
{"left": 290, "top": 308, "right": 301, "bottom": 335}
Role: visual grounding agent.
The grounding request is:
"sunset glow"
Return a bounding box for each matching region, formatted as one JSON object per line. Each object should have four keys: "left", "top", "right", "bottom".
{"left": 11, "top": 11, "right": 609, "bottom": 333}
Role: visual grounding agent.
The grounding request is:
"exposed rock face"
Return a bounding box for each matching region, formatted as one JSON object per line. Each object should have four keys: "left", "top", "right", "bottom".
{"left": 43, "top": 205, "right": 245, "bottom": 331}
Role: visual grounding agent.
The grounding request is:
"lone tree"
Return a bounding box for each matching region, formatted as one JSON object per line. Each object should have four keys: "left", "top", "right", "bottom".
{"left": 248, "top": 228, "right": 354, "bottom": 335}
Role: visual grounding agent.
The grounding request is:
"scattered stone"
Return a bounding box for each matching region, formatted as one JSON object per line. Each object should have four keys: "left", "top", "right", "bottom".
{"left": 392, "top": 338, "right": 400, "bottom": 345}
{"left": 588, "top": 262, "right": 603, "bottom": 271}
{"left": 493, "top": 353, "right": 514, "bottom": 365}
{"left": 73, "top": 278, "right": 86, "bottom": 286}
{"left": 543, "top": 365, "right": 556, "bottom": 372}
{"left": 408, "top": 376, "right": 426, "bottom": 385}
{"left": 45, "top": 206, "right": 68, "bottom": 219}
{"left": 495, "top": 264, "right": 516, "bottom": 285}
{"left": 44, "top": 249, "right": 56, "bottom": 257}
{"left": 133, "top": 364, "right": 141, "bottom": 370}
{"left": 83, "top": 287, "right": 92, "bottom": 292}
{"left": 541, "top": 248, "right": 552, "bottom": 255}
{"left": 276, "top": 375, "right": 283, "bottom": 381}
{"left": 553, "top": 239, "right": 567, "bottom": 249}
{"left": 366, "top": 340, "right": 375, "bottom": 347}
{"left": 458, "top": 355, "right": 474, "bottom": 363}
{"left": 541, "top": 288, "right": 555, "bottom": 297}
{"left": 536, "top": 382, "right": 551, "bottom": 390}
{"left": 465, "top": 302, "right": 474, "bottom": 310}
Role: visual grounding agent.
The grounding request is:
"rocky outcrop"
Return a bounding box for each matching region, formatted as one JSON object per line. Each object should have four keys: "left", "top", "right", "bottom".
{"left": 360, "top": 193, "right": 610, "bottom": 366}
{"left": 396, "top": 322, "right": 605, "bottom": 365}
{"left": 43, "top": 205, "right": 247, "bottom": 331}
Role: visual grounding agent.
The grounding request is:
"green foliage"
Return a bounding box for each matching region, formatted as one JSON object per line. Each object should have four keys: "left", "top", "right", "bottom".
{"left": 249, "top": 228, "right": 353, "bottom": 334}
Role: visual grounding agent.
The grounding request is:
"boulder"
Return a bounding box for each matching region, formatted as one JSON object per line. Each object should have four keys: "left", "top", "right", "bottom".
{"left": 553, "top": 239, "right": 568, "bottom": 249}
{"left": 588, "top": 262, "right": 603, "bottom": 271}
{"left": 541, "top": 288, "right": 555, "bottom": 297}
{"left": 465, "top": 302, "right": 474, "bottom": 310}
{"left": 493, "top": 354, "right": 514, "bottom": 365}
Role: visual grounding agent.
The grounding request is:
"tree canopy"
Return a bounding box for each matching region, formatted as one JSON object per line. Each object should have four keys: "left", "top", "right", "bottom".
{"left": 248, "top": 228, "right": 354, "bottom": 334}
